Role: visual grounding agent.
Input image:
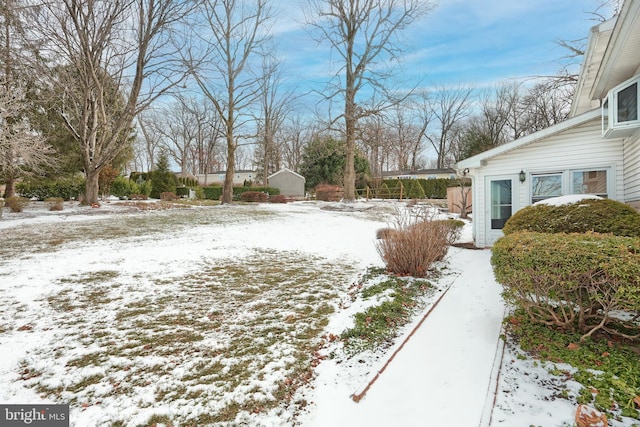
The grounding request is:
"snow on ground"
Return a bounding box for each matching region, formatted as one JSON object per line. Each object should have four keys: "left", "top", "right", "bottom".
{"left": 0, "top": 199, "right": 637, "bottom": 426}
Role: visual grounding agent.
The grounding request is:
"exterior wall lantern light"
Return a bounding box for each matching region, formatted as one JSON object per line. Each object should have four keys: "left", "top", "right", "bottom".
{"left": 519, "top": 170, "right": 526, "bottom": 183}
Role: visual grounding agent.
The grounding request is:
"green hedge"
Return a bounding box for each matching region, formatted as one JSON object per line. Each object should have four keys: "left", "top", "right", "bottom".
{"left": 202, "top": 186, "right": 280, "bottom": 201}
{"left": 202, "top": 185, "right": 223, "bottom": 200}
{"left": 492, "top": 231, "right": 640, "bottom": 341}
{"left": 175, "top": 186, "right": 190, "bottom": 197}
{"left": 503, "top": 198, "right": 640, "bottom": 237}
{"left": 16, "top": 176, "right": 86, "bottom": 200}
{"left": 178, "top": 176, "right": 198, "bottom": 187}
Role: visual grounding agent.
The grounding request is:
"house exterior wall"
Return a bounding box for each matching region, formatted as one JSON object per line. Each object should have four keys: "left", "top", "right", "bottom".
{"left": 381, "top": 169, "right": 457, "bottom": 180}
{"left": 469, "top": 118, "right": 626, "bottom": 247}
{"left": 268, "top": 170, "right": 305, "bottom": 197}
{"left": 195, "top": 171, "right": 255, "bottom": 186}
{"left": 623, "top": 130, "right": 640, "bottom": 205}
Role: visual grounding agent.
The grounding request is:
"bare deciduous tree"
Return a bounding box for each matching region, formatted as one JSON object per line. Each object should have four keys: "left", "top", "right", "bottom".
{"left": 386, "top": 96, "right": 431, "bottom": 172}
{"left": 186, "top": 0, "right": 273, "bottom": 203}
{"left": 255, "top": 55, "right": 292, "bottom": 184}
{"left": 135, "top": 110, "right": 164, "bottom": 172}
{"left": 520, "top": 80, "right": 572, "bottom": 132}
{"left": 358, "top": 115, "right": 390, "bottom": 177}
{"left": 280, "top": 115, "right": 319, "bottom": 173}
{"left": 154, "top": 95, "right": 222, "bottom": 178}
{"left": 35, "top": 0, "right": 193, "bottom": 205}
{"left": 426, "top": 85, "right": 474, "bottom": 169}
{"left": 305, "top": 0, "right": 434, "bottom": 200}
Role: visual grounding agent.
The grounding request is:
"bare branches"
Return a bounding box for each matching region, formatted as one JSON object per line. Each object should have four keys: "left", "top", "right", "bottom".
{"left": 32, "top": 0, "right": 194, "bottom": 204}
{"left": 185, "top": 0, "right": 273, "bottom": 203}
{"left": 425, "top": 84, "right": 474, "bottom": 169}
{"left": 305, "top": 0, "right": 434, "bottom": 199}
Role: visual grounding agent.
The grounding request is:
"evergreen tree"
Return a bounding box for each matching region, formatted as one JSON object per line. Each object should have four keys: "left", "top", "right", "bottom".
{"left": 150, "top": 151, "right": 176, "bottom": 198}
{"left": 300, "top": 136, "right": 369, "bottom": 190}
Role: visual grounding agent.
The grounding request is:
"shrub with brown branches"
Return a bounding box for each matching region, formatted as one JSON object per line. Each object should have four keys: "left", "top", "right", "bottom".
{"left": 315, "top": 184, "right": 344, "bottom": 201}
{"left": 45, "top": 197, "right": 64, "bottom": 211}
{"left": 160, "top": 192, "right": 178, "bottom": 201}
{"left": 269, "top": 194, "right": 289, "bottom": 204}
{"left": 5, "top": 196, "right": 29, "bottom": 212}
{"left": 240, "top": 191, "right": 268, "bottom": 202}
{"left": 376, "top": 208, "right": 449, "bottom": 277}
{"left": 492, "top": 231, "right": 640, "bottom": 342}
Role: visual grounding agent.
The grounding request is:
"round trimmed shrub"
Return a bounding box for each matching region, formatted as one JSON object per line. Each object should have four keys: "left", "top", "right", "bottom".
{"left": 240, "top": 191, "right": 268, "bottom": 203}
{"left": 492, "top": 231, "right": 640, "bottom": 341}
{"left": 503, "top": 198, "right": 640, "bottom": 237}
{"left": 315, "top": 184, "right": 343, "bottom": 202}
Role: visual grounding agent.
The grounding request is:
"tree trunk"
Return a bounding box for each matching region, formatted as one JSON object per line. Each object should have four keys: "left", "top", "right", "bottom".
{"left": 343, "top": 85, "right": 356, "bottom": 201}
{"left": 344, "top": 128, "right": 356, "bottom": 201}
{"left": 222, "top": 133, "right": 235, "bottom": 204}
{"left": 83, "top": 168, "right": 100, "bottom": 206}
{"left": 3, "top": 177, "right": 15, "bottom": 198}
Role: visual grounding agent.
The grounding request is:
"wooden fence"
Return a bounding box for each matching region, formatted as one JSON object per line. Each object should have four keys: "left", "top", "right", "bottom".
{"left": 447, "top": 186, "right": 472, "bottom": 215}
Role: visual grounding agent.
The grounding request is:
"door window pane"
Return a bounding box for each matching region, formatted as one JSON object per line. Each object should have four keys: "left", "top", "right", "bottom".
{"left": 531, "top": 174, "right": 562, "bottom": 203}
{"left": 573, "top": 170, "right": 607, "bottom": 197}
{"left": 491, "top": 180, "right": 512, "bottom": 230}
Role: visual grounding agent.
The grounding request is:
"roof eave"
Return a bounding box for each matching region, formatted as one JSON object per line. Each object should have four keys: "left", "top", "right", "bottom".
{"left": 590, "top": 0, "right": 640, "bottom": 100}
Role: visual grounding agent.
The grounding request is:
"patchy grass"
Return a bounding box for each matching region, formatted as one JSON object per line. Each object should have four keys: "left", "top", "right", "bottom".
{"left": 341, "top": 267, "right": 433, "bottom": 353}
{"left": 0, "top": 205, "right": 276, "bottom": 262}
{"left": 20, "top": 249, "right": 354, "bottom": 425}
{"left": 505, "top": 311, "right": 640, "bottom": 422}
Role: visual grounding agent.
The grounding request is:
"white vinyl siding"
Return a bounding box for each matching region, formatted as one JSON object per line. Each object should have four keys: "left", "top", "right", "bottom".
{"left": 623, "top": 131, "right": 640, "bottom": 202}
{"left": 469, "top": 117, "right": 625, "bottom": 247}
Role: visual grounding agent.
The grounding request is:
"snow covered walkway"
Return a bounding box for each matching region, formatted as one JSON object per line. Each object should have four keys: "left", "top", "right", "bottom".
{"left": 306, "top": 247, "right": 506, "bottom": 426}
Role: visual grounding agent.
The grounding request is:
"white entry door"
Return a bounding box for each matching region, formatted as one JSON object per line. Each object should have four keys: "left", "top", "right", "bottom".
{"left": 485, "top": 175, "right": 519, "bottom": 246}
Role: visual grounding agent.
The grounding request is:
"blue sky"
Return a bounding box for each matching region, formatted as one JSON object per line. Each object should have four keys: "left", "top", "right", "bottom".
{"left": 270, "top": 0, "right": 611, "bottom": 101}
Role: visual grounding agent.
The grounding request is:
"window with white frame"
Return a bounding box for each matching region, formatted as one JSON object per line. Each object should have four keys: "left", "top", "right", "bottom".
{"left": 531, "top": 169, "right": 609, "bottom": 203}
{"left": 531, "top": 173, "right": 562, "bottom": 203}
{"left": 572, "top": 169, "right": 608, "bottom": 197}
{"left": 602, "top": 75, "right": 640, "bottom": 138}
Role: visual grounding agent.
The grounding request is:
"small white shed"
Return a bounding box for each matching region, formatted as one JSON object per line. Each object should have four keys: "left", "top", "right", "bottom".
{"left": 268, "top": 168, "right": 306, "bottom": 197}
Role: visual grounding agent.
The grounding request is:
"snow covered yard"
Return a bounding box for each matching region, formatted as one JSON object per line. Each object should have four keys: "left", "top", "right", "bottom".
{"left": 0, "top": 200, "right": 401, "bottom": 426}
{"left": 1, "top": 199, "right": 638, "bottom": 427}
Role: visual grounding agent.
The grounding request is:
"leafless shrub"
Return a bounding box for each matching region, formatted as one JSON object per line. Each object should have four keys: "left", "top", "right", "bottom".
{"left": 5, "top": 196, "right": 29, "bottom": 213}
{"left": 45, "top": 197, "right": 64, "bottom": 211}
{"left": 315, "top": 184, "right": 344, "bottom": 201}
{"left": 160, "top": 192, "right": 178, "bottom": 201}
{"left": 376, "top": 207, "right": 449, "bottom": 277}
{"left": 269, "top": 194, "right": 289, "bottom": 204}
{"left": 376, "top": 228, "right": 396, "bottom": 239}
{"left": 240, "top": 191, "right": 268, "bottom": 203}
